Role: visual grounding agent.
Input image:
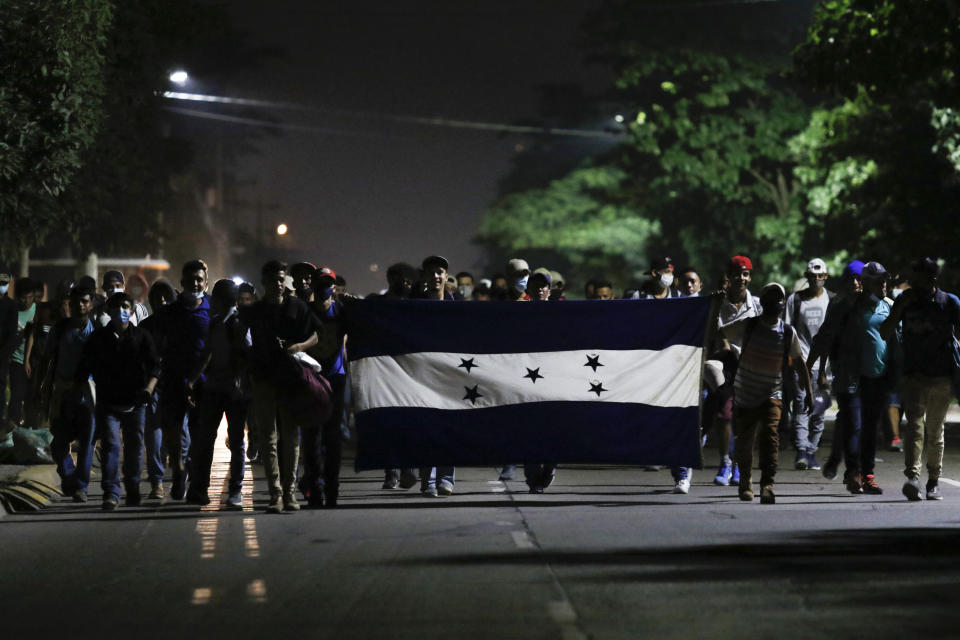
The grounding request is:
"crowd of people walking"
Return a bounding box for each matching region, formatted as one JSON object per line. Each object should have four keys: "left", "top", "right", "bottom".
{"left": 0, "top": 249, "right": 956, "bottom": 512}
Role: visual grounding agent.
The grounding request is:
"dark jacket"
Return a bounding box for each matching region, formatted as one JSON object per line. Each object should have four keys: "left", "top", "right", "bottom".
{"left": 76, "top": 323, "right": 160, "bottom": 408}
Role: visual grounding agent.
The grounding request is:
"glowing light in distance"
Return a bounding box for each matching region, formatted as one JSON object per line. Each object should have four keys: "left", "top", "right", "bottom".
{"left": 169, "top": 70, "right": 189, "bottom": 85}
{"left": 232, "top": 276, "right": 244, "bottom": 285}
{"left": 614, "top": 114, "right": 625, "bottom": 123}
{"left": 276, "top": 223, "right": 288, "bottom": 236}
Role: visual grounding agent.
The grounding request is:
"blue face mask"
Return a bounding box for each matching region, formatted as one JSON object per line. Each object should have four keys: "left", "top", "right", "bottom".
{"left": 0, "top": 284, "right": 8, "bottom": 295}
{"left": 112, "top": 308, "right": 131, "bottom": 325}
{"left": 513, "top": 276, "right": 529, "bottom": 294}
{"left": 319, "top": 285, "right": 334, "bottom": 300}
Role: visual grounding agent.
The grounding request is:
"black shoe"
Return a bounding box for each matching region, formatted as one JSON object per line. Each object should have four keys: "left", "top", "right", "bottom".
{"left": 322, "top": 493, "right": 338, "bottom": 509}
{"left": 528, "top": 485, "right": 544, "bottom": 494}
{"left": 125, "top": 492, "right": 141, "bottom": 507}
{"left": 171, "top": 476, "right": 186, "bottom": 501}
{"left": 101, "top": 496, "right": 119, "bottom": 511}
{"left": 185, "top": 489, "right": 211, "bottom": 506}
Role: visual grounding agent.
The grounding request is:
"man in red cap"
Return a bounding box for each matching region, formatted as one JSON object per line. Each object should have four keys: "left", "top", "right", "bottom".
{"left": 710, "top": 255, "right": 763, "bottom": 487}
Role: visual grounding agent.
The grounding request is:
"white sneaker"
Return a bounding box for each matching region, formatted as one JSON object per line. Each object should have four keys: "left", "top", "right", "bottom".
{"left": 226, "top": 490, "right": 243, "bottom": 509}
{"left": 673, "top": 477, "right": 691, "bottom": 494}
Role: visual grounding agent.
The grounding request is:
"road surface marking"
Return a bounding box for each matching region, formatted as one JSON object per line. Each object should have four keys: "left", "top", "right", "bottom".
{"left": 939, "top": 477, "right": 960, "bottom": 487}
{"left": 191, "top": 587, "right": 212, "bottom": 605}
{"left": 511, "top": 530, "right": 536, "bottom": 549}
{"left": 247, "top": 579, "right": 268, "bottom": 603}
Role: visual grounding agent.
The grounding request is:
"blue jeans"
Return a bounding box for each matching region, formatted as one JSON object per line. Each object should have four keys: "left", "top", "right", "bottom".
{"left": 420, "top": 467, "right": 455, "bottom": 490}
{"left": 791, "top": 371, "right": 831, "bottom": 453}
{"left": 833, "top": 392, "right": 862, "bottom": 477}
{"left": 144, "top": 392, "right": 164, "bottom": 483}
{"left": 858, "top": 377, "right": 889, "bottom": 477}
{"left": 49, "top": 384, "right": 96, "bottom": 493}
{"left": 98, "top": 405, "right": 147, "bottom": 500}
{"left": 190, "top": 389, "right": 248, "bottom": 494}
{"left": 159, "top": 389, "right": 193, "bottom": 485}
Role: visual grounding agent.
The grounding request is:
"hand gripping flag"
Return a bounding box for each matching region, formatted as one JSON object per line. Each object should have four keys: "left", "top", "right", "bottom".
{"left": 346, "top": 297, "right": 714, "bottom": 470}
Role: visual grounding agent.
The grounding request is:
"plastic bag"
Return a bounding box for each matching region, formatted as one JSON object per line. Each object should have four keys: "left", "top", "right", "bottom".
{"left": 10, "top": 427, "right": 54, "bottom": 464}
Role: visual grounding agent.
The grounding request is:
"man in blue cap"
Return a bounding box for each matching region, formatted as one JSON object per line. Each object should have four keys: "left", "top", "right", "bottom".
{"left": 808, "top": 259, "right": 864, "bottom": 484}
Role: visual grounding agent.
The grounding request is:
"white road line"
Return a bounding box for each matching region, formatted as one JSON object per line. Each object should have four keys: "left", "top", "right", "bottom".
{"left": 246, "top": 579, "right": 268, "bottom": 603}
{"left": 548, "top": 601, "right": 587, "bottom": 640}
{"left": 511, "top": 530, "right": 536, "bottom": 550}
{"left": 939, "top": 477, "right": 960, "bottom": 487}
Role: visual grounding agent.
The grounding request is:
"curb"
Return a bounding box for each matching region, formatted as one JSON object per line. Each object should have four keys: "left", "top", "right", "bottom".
{"left": 0, "top": 464, "right": 61, "bottom": 517}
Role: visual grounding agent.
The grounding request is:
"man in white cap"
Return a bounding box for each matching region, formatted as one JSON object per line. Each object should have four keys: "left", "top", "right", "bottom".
{"left": 784, "top": 258, "right": 833, "bottom": 471}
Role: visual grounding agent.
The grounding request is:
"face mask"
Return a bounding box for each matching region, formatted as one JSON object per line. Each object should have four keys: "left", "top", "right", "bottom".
{"left": 184, "top": 290, "right": 204, "bottom": 301}
{"left": 318, "top": 285, "right": 334, "bottom": 300}
{"left": 658, "top": 273, "right": 674, "bottom": 289}
{"left": 458, "top": 285, "right": 473, "bottom": 298}
{"left": 763, "top": 301, "right": 785, "bottom": 317}
{"left": 892, "top": 288, "right": 903, "bottom": 299}
{"left": 809, "top": 278, "right": 825, "bottom": 290}
{"left": 108, "top": 287, "right": 123, "bottom": 296}
{"left": 0, "top": 284, "right": 8, "bottom": 295}
{"left": 513, "top": 276, "right": 529, "bottom": 294}
{"left": 112, "top": 308, "right": 131, "bottom": 325}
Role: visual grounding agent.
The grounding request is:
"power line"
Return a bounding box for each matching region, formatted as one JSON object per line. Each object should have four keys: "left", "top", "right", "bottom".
{"left": 162, "top": 91, "right": 626, "bottom": 140}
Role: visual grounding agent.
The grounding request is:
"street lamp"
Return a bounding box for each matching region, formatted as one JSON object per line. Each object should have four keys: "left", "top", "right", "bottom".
{"left": 276, "top": 223, "right": 288, "bottom": 236}
{"left": 169, "top": 70, "right": 189, "bottom": 86}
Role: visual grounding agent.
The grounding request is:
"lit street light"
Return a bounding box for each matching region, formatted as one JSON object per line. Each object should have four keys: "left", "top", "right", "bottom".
{"left": 169, "top": 70, "right": 189, "bottom": 86}
{"left": 276, "top": 223, "right": 288, "bottom": 236}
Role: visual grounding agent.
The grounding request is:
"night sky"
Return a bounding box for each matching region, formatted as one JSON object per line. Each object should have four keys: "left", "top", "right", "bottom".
{"left": 200, "top": 1, "right": 612, "bottom": 294}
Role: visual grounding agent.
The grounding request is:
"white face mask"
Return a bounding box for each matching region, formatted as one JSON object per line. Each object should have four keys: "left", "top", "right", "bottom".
{"left": 183, "top": 290, "right": 204, "bottom": 301}
{"left": 659, "top": 273, "right": 674, "bottom": 289}
{"left": 108, "top": 287, "right": 124, "bottom": 296}
{"left": 0, "top": 284, "right": 8, "bottom": 295}
{"left": 513, "top": 275, "right": 529, "bottom": 294}
{"left": 458, "top": 284, "right": 473, "bottom": 298}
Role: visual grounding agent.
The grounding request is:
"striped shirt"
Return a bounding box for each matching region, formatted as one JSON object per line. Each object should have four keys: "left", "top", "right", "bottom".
{"left": 731, "top": 317, "right": 802, "bottom": 408}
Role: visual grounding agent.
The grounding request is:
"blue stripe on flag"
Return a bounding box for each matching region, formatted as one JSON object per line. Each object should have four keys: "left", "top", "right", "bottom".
{"left": 345, "top": 296, "right": 711, "bottom": 359}
{"left": 354, "top": 403, "right": 702, "bottom": 470}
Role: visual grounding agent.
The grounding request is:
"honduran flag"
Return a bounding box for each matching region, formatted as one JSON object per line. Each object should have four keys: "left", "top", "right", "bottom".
{"left": 346, "top": 296, "right": 713, "bottom": 471}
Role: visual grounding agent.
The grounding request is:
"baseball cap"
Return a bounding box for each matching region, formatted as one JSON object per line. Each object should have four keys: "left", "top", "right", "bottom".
{"left": 760, "top": 282, "right": 786, "bottom": 299}
{"left": 422, "top": 255, "right": 449, "bottom": 271}
{"left": 806, "top": 258, "right": 827, "bottom": 275}
{"left": 315, "top": 266, "right": 337, "bottom": 283}
{"left": 862, "top": 261, "right": 887, "bottom": 279}
{"left": 0, "top": 271, "right": 10, "bottom": 285}
{"left": 530, "top": 271, "right": 551, "bottom": 287}
{"left": 650, "top": 257, "right": 674, "bottom": 273}
{"left": 290, "top": 262, "right": 318, "bottom": 277}
{"left": 728, "top": 255, "right": 753, "bottom": 271}
{"left": 842, "top": 260, "right": 865, "bottom": 278}
{"left": 549, "top": 270, "right": 564, "bottom": 288}
{"left": 102, "top": 269, "right": 124, "bottom": 286}
{"left": 506, "top": 258, "right": 530, "bottom": 277}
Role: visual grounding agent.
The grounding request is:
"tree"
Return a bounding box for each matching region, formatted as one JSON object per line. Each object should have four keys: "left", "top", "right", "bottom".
{"left": 0, "top": 0, "right": 113, "bottom": 262}
{"left": 792, "top": 0, "right": 960, "bottom": 283}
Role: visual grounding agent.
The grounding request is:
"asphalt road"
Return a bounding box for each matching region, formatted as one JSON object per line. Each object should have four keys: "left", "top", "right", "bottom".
{"left": 3, "top": 421, "right": 960, "bottom": 639}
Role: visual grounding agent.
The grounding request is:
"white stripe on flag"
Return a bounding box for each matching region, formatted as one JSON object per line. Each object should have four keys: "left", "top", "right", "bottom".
{"left": 352, "top": 345, "right": 702, "bottom": 412}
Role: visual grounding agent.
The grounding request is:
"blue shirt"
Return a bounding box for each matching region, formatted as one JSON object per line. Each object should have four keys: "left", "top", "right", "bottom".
{"left": 154, "top": 294, "right": 211, "bottom": 386}
{"left": 896, "top": 289, "right": 960, "bottom": 377}
{"left": 856, "top": 294, "right": 890, "bottom": 379}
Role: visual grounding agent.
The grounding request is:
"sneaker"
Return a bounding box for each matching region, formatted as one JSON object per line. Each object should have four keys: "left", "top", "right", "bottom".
{"left": 714, "top": 457, "right": 733, "bottom": 486}
{"left": 862, "top": 474, "right": 883, "bottom": 494}
{"left": 806, "top": 452, "right": 821, "bottom": 471}
{"left": 822, "top": 457, "right": 839, "bottom": 480}
{"left": 323, "top": 493, "right": 338, "bottom": 509}
{"left": 437, "top": 483, "right": 454, "bottom": 497}
{"left": 283, "top": 493, "right": 300, "bottom": 512}
{"left": 382, "top": 478, "right": 399, "bottom": 490}
{"left": 266, "top": 493, "right": 283, "bottom": 513}
{"left": 125, "top": 492, "right": 142, "bottom": 507}
{"left": 926, "top": 480, "right": 943, "bottom": 501}
{"left": 528, "top": 485, "right": 544, "bottom": 494}
{"left": 171, "top": 475, "right": 186, "bottom": 501}
{"left": 398, "top": 469, "right": 418, "bottom": 489}
{"left": 101, "top": 495, "right": 119, "bottom": 511}
{"left": 902, "top": 478, "right": 922, "bottom": 501}
{"left": 794, "top": 451, "right": 808, "bottom": 471}
{"left": 499, "top": 465, "right": 516, "bottom": 481}
{"left": 731, "top": 463, "right": 740, "bottom": 485}
{"left": 148, "top": 481, "right": 164, "bottom": 500}
{"left": 760, "top": 485, "right": 776, "bottom": 504}
{"left": 846, "top": 472, "right": 863, "bottom": 494}
{"left": 739, "top": 488, "right": 754, "bottom": 501}
{"left": 673, "top": 477, "right": 691, "bottom": 494}
{"left": 226, "top": 490, "right": 243, "bottom": 509}
{"left": 889, "top": 437, "right": 903, "bottom": 452}
{"left": 421, "top": 486, "right": 439, "bottom": 498}
{"left": 72, "top": 488, "right": 88, "bottom": 503}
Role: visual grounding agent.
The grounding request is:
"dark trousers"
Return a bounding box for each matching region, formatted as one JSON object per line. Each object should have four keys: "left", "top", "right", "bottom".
{"left": 160, "top": 390, "right": 194, "bottom": 485}
{"left": 733, "top": 398, "right": 782, "bottom": 489}
{"left": 858, "top": 377, "right": 888, "bottom": 478}
{"left": 524, "top": 464, "right": 557, "bottom": 490}
{"left": 300, "top": 373, "right": 346, "bottom": 501}
{"left": 5, "top": 362, "right": 27, "bottom": 425}
{"left": 834, "top": 392, "right": 862, "bottom": 478}
{"left": 190, "top": 389, "right": 249, "bottom": 494}
{"left": 49, "top": 387, "right": 96, "bottom": 493}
